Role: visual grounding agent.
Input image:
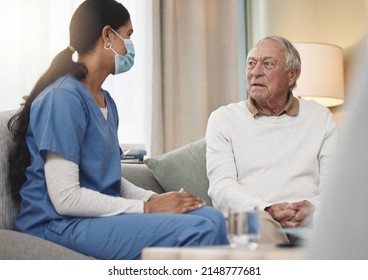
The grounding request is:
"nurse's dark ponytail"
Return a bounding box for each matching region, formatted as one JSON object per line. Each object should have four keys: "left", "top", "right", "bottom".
{"left": 7, "top": 0, "right": 130, "bottom": 202}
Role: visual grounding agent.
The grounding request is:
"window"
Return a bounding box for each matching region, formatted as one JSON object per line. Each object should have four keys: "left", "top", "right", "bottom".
{"left": 0, "top": 0, "right": 152, "bottom": 149}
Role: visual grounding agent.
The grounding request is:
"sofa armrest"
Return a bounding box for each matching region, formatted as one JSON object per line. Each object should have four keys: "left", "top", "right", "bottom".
{"left": 121, "top": 164, "right": 164, "bottom": 194}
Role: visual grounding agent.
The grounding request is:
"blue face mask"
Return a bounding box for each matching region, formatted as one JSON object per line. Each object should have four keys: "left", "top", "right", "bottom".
{"left": 107, "top": 29, "right": 135, "bottom": 74}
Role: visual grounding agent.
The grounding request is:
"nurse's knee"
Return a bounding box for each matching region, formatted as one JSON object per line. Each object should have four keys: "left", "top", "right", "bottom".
{"left": 179, "top": 217, "right": 218, "bottom": 246}
{"left": 192, "top": 206, "right": 227, "bottom": 226}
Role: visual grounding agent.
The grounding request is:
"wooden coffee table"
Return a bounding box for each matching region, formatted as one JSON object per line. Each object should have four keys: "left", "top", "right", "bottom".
{"left": 142, "top": 244, "right": 303, "bottom": 260}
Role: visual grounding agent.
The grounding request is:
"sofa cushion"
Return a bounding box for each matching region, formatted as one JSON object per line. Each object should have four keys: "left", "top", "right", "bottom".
{"left": 0, "top": 229, "right": 93, "bottom": 260}
{"left": 121, "top": 163, "right": 165, "bottom": 194}
{"left": 144, "top": 138, "right": 212, "bottom": 206}
{"left": 0, "top": 110, "right": 19, "bottom": 230}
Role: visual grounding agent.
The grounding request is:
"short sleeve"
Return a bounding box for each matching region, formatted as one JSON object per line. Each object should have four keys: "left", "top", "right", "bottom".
{"left": 30, "top": 88, "right": 88, "bottom": 164}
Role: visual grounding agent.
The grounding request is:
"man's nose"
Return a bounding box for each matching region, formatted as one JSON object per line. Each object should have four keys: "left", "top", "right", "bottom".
{"left": 251, "top": 63, "right": 264, "bottom": 76}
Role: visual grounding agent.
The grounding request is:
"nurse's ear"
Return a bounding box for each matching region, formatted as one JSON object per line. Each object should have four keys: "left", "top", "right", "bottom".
{"left": 102, "top": 26, "right": 113, "bottom": 48}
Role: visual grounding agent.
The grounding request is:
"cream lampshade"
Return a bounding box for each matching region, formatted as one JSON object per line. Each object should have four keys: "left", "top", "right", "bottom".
{"left": 293, "top": 42, "right": 345, "bottom": 107}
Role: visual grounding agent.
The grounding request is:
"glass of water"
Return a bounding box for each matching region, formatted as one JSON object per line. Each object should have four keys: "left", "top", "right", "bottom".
{"left": 228, "top": 208, "right": 260, "bottom": 249}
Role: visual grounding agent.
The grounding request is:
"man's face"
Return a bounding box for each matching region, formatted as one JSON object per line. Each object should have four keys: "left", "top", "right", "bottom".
{"left": 246, "top": 39, "right": 295, "bottom": 103}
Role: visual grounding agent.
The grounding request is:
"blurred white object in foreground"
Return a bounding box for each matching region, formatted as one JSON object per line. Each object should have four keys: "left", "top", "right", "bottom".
{"left": 305, "top": 38, "right": 368, "bottom": 259}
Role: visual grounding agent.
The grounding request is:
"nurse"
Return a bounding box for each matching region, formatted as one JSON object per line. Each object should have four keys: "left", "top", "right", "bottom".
{"left": 7, "top": 0, "right": 228, "bottom": 260}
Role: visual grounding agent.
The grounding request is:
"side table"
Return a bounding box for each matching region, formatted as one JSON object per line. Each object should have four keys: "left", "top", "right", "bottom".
{"left": 142, "top": 244, "right": 303, "bottom": 260}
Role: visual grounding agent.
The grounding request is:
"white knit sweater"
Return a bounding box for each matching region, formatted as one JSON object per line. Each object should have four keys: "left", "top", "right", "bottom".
{"left": 206, "top": 99, "right": 338, "bottom": 215}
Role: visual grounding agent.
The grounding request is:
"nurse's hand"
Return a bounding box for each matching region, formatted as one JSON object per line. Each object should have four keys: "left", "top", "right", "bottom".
{"left": 144, "top": 190, "right": 205, "bottom": 214}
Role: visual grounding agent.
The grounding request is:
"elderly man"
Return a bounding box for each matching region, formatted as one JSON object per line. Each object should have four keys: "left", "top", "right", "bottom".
{"left": 205, "top": 35, "right": 338, "bottom": 243}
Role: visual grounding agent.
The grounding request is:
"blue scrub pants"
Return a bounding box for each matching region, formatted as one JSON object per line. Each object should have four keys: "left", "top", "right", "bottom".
{"left": 43, "top": 206, "right": 229, "bottom": 259}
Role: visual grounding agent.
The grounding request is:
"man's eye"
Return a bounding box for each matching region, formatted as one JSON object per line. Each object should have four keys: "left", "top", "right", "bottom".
{"left": 264, "top": 61, "right": 275, "bottom": 68}
{"left": 247, "top": 61, "right": 256, "bottom": 67}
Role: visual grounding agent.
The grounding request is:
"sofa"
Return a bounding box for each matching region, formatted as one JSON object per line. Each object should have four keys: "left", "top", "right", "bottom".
{"left": 0, "top": 109, "right": 210, "bottom": 259}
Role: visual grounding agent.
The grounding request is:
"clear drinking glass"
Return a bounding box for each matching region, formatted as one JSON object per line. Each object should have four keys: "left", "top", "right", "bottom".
{"left": 228, "top": 208, "right": 260, "bottom": 249}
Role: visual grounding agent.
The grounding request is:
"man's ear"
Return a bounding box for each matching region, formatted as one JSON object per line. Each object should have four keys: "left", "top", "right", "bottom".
{"left": 288, "top": 69, "right": 299, "bottom": 86}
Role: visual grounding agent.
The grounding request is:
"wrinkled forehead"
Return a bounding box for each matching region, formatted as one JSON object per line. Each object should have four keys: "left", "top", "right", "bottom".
{"left": 247, "top": 39, "right": 285, "bottom": 62}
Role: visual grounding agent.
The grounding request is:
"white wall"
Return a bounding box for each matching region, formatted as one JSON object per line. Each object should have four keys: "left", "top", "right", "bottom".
{"left": 248, "top": 0, "right": 366, "bottom": 48}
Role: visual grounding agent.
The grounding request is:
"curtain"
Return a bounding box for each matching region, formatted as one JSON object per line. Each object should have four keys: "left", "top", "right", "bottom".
{"left": 151, "top": 0, "right": 246, "bottom": 155}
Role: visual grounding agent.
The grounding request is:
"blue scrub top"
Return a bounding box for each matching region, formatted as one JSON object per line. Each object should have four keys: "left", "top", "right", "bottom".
{"left": 15, "top": 75, "right": 122, "bottom": 238}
